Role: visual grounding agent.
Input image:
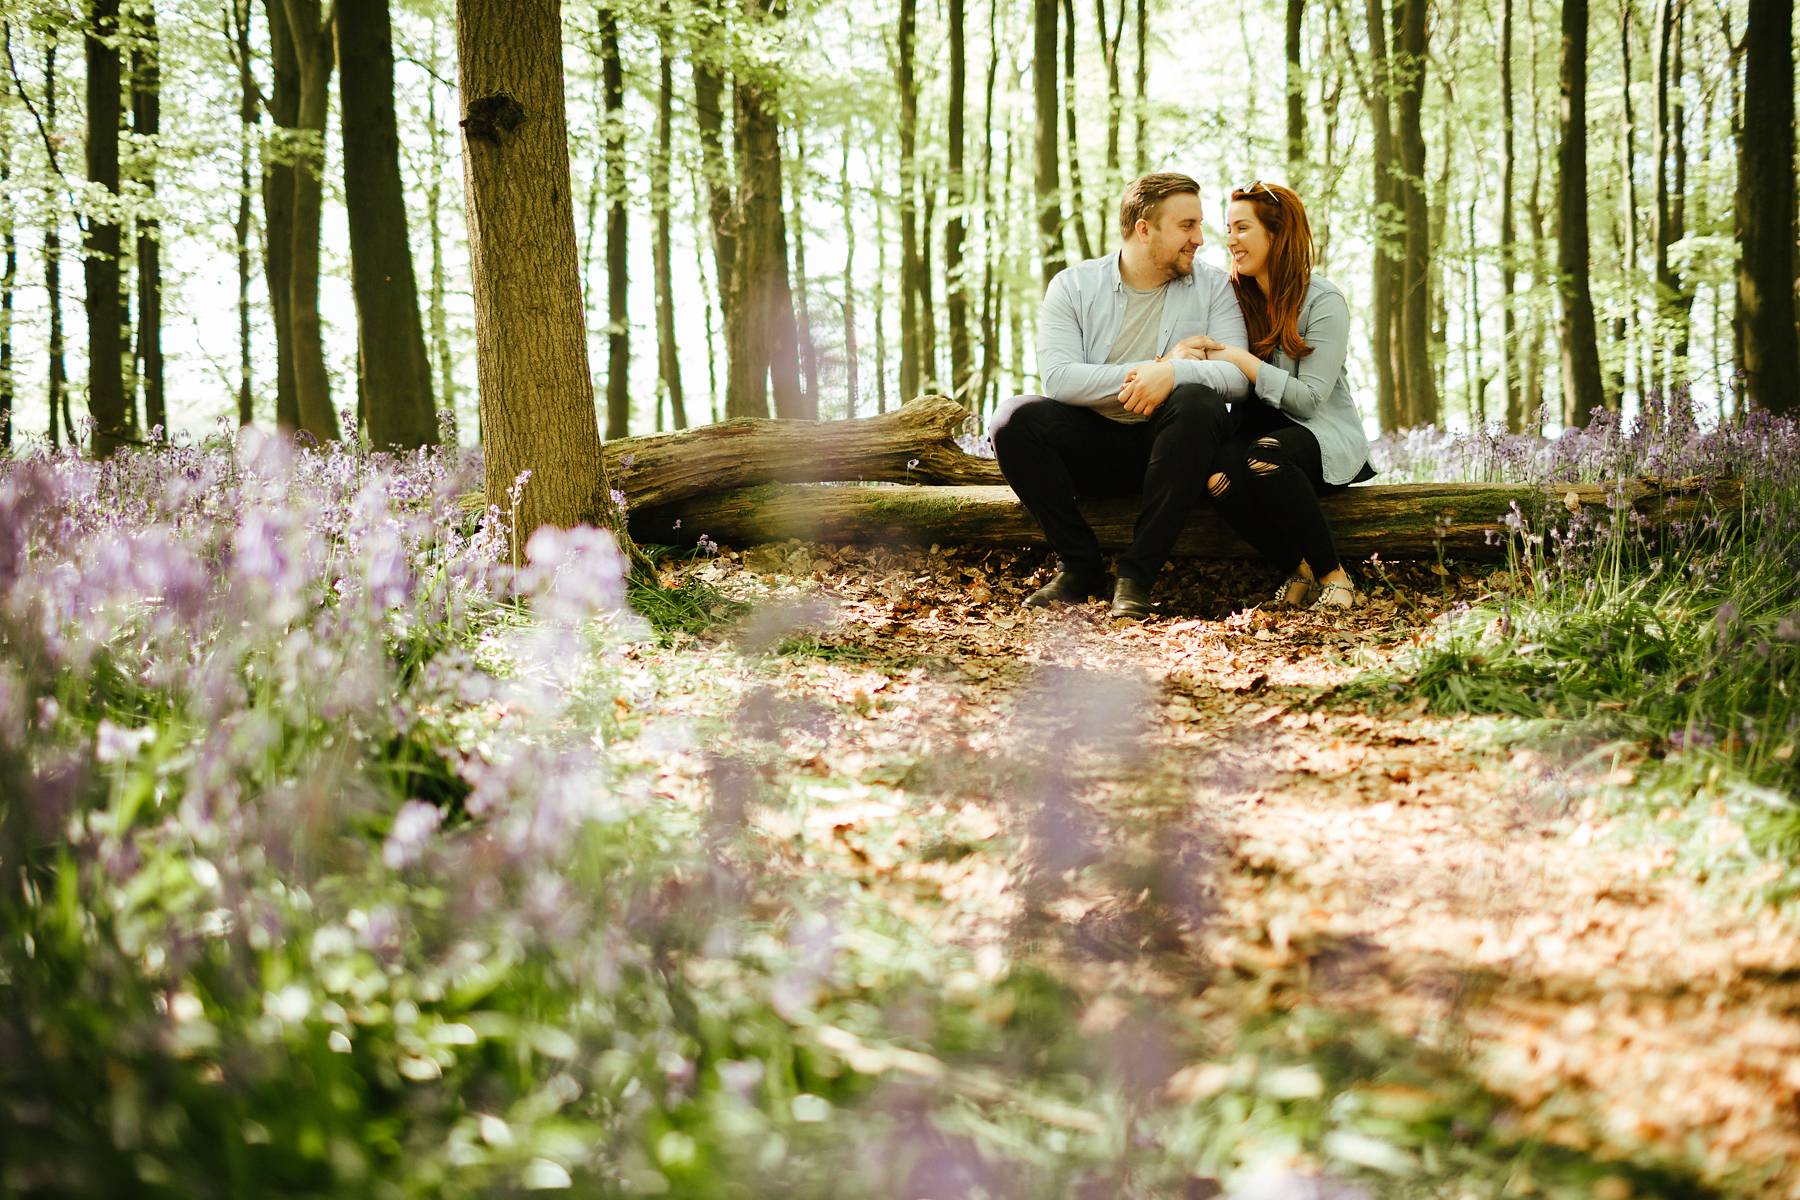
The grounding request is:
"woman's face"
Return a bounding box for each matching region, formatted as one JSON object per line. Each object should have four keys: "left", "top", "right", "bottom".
{"left": 1225, "top": 199, "right": 1272, "bottom": 280}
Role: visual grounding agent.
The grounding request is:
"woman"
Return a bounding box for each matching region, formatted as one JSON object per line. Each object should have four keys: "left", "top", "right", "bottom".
{"left": 1173, "top": 181, "right": 1373, "bottom": 610}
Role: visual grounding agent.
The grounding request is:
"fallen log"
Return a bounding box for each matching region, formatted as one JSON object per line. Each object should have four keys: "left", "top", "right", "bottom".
{"left": 604, "top": 394, "right": 1002, "bottom": 510}
{"left": 630, "top": 476, "right": 1742, "bottom": 561}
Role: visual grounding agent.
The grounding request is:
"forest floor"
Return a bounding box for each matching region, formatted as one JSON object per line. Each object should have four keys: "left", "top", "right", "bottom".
{"left": 618, "top": 542, "right": 1800, "bottom": 1196}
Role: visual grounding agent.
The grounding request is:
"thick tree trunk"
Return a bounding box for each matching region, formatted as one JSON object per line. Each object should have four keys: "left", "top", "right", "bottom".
{"left": 260, "top": 0, "right": 299, "bottom": 431}
{"left": 1285, "top": 0, "right": 1305, "bottom": 181}
{"left": 275, "top": 0, "right": 339, "bottom": 441}
{"left": 339, "top": 0, "right": 438, "bottom": 448}
{"left": 1034, "top": 0, "right": 1065, "bottom": 291}
{"left": 1499, "top": 0, "right": 1519, "bottom": 430}
{"left": 1557, "top": 0, "right": 1609, "bottom": 427}
{"left": 946, "top": 0, "right": 970, "bottom": 403}
{"left": 1060, "top": 0, "right": 1093, "bottom": 261}
{"left": 1735, "top": 0, "right": 1799, "bottom": 413}
{"left": 85, "top": 0, "right": 127, "bottom": 456}
{"left": 600, "top": 4, "right": 629, "bottom": 439}
{"left": 132, "top": 4, "right": 163, "bottom": 440}
{"left": 457, "top": 0, "right": 616, "bottom": 542}
{"left": 1394, "top": 0, "right": 1438, "bottom": 427}
{"left": 234, "top": 0, "right": 256, "bottom": 427}
{"left": 653, "top": 40, "right": 686, "bottom": 430}
{"left": 634, "top": 477, "right": 1741, "bottom": 561}
{"left": 897, "top": 0, "right": 921, "bottom": 403}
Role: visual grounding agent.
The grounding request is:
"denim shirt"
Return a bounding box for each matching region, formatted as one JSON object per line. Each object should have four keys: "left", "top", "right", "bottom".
{"left": 1034, "top": 252, "right": 1251, "bottom": 422}
{"left": 1248, "top": 276, "right": 1371, "bottom": 486}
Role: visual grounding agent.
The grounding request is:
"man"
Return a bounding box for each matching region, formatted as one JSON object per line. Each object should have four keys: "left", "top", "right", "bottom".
{"left": 991, "top": 172, "right": 1250, "bottom": 618}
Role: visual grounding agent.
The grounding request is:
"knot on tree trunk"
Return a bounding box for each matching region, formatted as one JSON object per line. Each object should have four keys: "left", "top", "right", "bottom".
{"left": 463, "top": 93, "right": 526, "bottom": 145}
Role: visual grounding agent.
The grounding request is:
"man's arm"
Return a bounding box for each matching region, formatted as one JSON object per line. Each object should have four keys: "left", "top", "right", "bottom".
{"left": 1035, "top": 271, "right": 1141, "bottom": 405}
{"left": 1169, "top": 276, "right": 1251, "bottom": 398}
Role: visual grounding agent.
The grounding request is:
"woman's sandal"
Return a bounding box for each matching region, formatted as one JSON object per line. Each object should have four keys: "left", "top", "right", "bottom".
{"left": 1312, "top": 579, "right": 1357, "bottom": 611}
{"left": 1273, "top": 574, "right": 1318, "bottom": 609}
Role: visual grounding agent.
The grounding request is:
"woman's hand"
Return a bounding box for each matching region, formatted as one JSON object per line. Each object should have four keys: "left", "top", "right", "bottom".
{"left": 1171, "top": 334, "right": 1225, "bottom": 360}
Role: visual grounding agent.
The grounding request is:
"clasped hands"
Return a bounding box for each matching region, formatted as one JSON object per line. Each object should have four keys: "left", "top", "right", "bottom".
{"left": 1117, "top": 335, "right": 1226, "bottom": 415}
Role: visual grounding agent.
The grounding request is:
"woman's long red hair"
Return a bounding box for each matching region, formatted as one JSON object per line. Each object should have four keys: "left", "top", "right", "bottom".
{"left": 1229, "top": 182, "right": 1315, "bottom": 361}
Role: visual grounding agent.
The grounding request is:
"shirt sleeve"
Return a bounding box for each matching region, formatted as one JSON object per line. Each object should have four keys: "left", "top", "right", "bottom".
{"left": 1253, "top": 290, "right": 1350, "bottom": 419}
{"left": 1035, "top": 270, "right": 1139, "bottom": 406}
{"left": 1170, "top": 275, "right": 1251, "bottom": 398}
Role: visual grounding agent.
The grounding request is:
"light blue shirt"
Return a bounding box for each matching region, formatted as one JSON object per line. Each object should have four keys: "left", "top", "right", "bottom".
{"left": 1034, "top": 252, "right": 1251, "bottom": 423}
{"left": 1247, "top": 276, "right": 1371, "bottom": 486}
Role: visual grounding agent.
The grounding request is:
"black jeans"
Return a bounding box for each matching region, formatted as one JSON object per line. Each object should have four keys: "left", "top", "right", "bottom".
{"left": 991, "top": 383, "right": 1234, "bottom": 586}
{"left": 1204, "top": 401, "right": 1342, "bottom": 577}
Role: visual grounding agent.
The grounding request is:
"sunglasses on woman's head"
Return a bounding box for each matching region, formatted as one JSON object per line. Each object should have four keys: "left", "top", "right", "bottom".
{"left": 1237, "top": 180, "right": 1276, "bottom": 201}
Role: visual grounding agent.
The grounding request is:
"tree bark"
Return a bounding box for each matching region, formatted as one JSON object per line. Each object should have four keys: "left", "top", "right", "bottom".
{"left": 946, "top": 0, "right": 971, "bottom": 403}
{"left": 85, "top": 0, "right": 127, "bottom": 456}
{"left": 599, "top": 3, "right": 629, "bottom": 439}
{"left": 1034, "top": 0, "right": 1065, "bottom": 290}
{"left": 233, "top": 0, "right": 256, "bottom": 427}
{"left": 692, "top": 3, "right": 736, "bottom": 326}
{"left": 339, "top": 0, "right": 438, "bottom": 448}
{"left": 897, "top": 0, "right": 921, "bottom": 403}
{"left": 1499, "top": 0, "right": 1520, "bottom": 430}
{"left": 634, "top": 477, "right": 1741, "bottom": 562}
{"left": 457, "top": 0, "right": 617, "bottom": 543}
{"left": 1060, "top": 0, "right": 1093, "bottom": 261}
{"left": 1557, "top": 0, "right": 1609, "bottom": 427}
{"left": 1735, "top": 0, "right": 1798, "bottom": 413}
{"left": 839, "top": 121, "right": 859, "bottom": 416}
{"left": 1354, "top": 0, "right": 1400, "bottom": 430}
{"left": 1, "top": 137, "right": 12, "bottom": 450}
{"left": 425, "top": 13, "right": 456, "bottom": 435}
{"left": 1394, "top": 0, "right": 1438, "bottom": 427}
{"left": 790, "top": 129, "right": 818, "bottom": 414}
{"left": 1132, "top": 0, "right": 1147, "bottom": 173}
{"left": 259, "top": 0, "right": 299, "bottom": 431}
{"left": 1094, "top": 0, "right": 1126, "bottom": 238}
{"left": 1285, "top": 0, "right": 1305, "bottom": 182}
{"left": 42, "top": 40, "right": 68, "bottom": 448}
{"left": 131, "top": 3, "right": 163, "bottom": 440}
{"left": 653, "top": 39, "right": 686, "bottom": 430}
{"left": 272, "top": 0, "right": 339, "bottom": 441}
{"left": 873, "top": 134, "right": 890, "bottom": 413}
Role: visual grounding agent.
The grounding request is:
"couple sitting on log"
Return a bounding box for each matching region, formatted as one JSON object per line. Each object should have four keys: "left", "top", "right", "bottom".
{"left": 992, "top": 172, "right": 1375, "bottom": 620}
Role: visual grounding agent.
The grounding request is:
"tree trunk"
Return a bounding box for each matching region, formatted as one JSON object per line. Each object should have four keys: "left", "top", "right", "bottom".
{"left": 978, "top": 2, "right": 1001, "bottom": 412}
{"left": 425, "top": 13, "right": 456, "bottom": 435}
{"left": 897, "top": 0, "right": 921, "bottom": 403}
{"left": 1394, "top": 0, "right": 1438, "bottom": 427}
{"left": 692, "top": 4, "right": 736, "bottom": 326}
{"left": 918, "top": 168, "right": 938, "bottom": 392}
{"left": 1132, "top": 0, "right": 1147, "bottom": 173}
{"left": 233, "top": 0, "right": 256, "bottom": 427}
{"left": 1034, "top": 0, "right": 1065, "bottom": 290}
{"left": 1614, "top": 0, "right": 1639, "bottom": 411}
{"left": 1499, "top": 0, "right": 1520, "bottom": 430}
{"left": 1285, "top": 0, "right": 1305, "bottom": 182}
{"left": 85, "top": 0, "right": 127, "bottom": 456}
{"left": 946, "top": 0, "right": 970, "bottom": 403}
{"left": 339, "top": 0, "right": 438, "bottom": 448}
{"left": 839, "top": 122, "right": 859, "bottom": 417}
{"left": 1736, "top": 0, "right": 1799, "bottom": 413}
{"left": 790, "top": 129, "right": 819, "bottom": 414}
{"left": 1557, "top": 0, "right": 1609, "bottom": 427}
{"left": 653, "top": 40, "right": 686, "bottom": 430}
{"left": 1060, "top": 0, "right": 1093, "bottom": 261}
{"left": 131, "top": 3, "right": 163, "bottom": 440}
{"left": 1360, "top": 0, "right": 1400, "bottom": 430}
{"left": 457, "top": 0, "right": 617, "bottom": 543}
{"left": 635, "top": 477, "right": 1741, "bottom": 562}
{"left": 1094, "top": 0, "right": 1125, "bottom": 239}
{"left": 1, "top": 138, "right": 12, "bottom": 450}
{"left": 260, "top": 0, "right": 299, "bottom": 431}
{"left": 600, "top": 3, "right": 629, "bottom": 439}
{"left": 274, "top": 0, "right": 339, "bottom": 441}
{"left": 873, "top": 134, "right": 890, "bottom": 413}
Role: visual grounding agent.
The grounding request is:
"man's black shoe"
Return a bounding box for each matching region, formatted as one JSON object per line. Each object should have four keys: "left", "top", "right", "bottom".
{"left": 1023, "top": 570, "right": 1108, "bottom": 608}
{"left": 1109, "top": 576, "right": 1153, "bottom": 620}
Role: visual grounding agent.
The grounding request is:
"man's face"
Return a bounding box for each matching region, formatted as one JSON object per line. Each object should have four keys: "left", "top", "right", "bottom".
{"left": 1141, "top": 193, "right": 1204, "bottom": 281}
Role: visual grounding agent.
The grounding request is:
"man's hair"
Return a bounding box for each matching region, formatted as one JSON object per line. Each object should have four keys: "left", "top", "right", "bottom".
{"left": 1118, "top": 172, "right": 1201, "bottom": 238}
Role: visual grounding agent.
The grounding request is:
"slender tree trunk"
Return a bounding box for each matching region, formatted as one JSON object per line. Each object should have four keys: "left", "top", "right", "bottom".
{"left": 425, "top": 14, "right": 455, "bottom": 434}
{"left": 233, "top": 0, "right": 256, "bottom": 427}
{"left": 0, "top": 139, "right": 12, "bottom": 450}
{"left": 1361, "top": 0, "right": 1400, "bottom": 429}
{"left": 1523, "top": 0, "right": 1549, "bottom": 430}
{"left": 457, "top": 0, "right": 618, "bottom": 542}
{"left": 1395, "top": 0, "right": 1438, "bottom": 427}
{"left": 1060, "top": 0, "right": 1093, "bottom": 261}
{"left": 1667, "top": 2, "right": 1691, "bottom": 371}
{"left": 688, "top": 161, "right": 720, "bottom": 421}
{"left": 839, "top": 120, "right": 858, "bottom": 416}
{"left": 897, "top": 0, "right": 921, "bottom": 401}
{"left": 692, "top": 5, "right": 736, "bottom": 319}
{"left": 653, "top": 39, "right": 686, "bottom": 429}
{"left": 42, "top": 40, "right": 67, "bottom": 447}
{"left": 259, "top": 0, "right": 299, "bottom": 430}
{"left": 1557, "top": 0, "right": 1609, "bottom": 427}
{"left": 599, "top": 4, "right": 629, "bottom": 439}
{"left": 1285, "top": 0, "right": 1305, "bottom": 182}
{"left": 339, "top": 0, "right": 437, "bottom": 447}
{"left": 131, "top": 3, "right": 163, "bottom": 440}
{"left": 1499, "top": 0, "right": 1520, "bottom": 429}
{"left": 1094, "top": 0, "right": 1125, "bottom": 238}
{"left": 86, "top": 0, "right": 127, "bottom": 455}
{"left": 273, "top": 0, "right": 339, "bottom": 441}
{"left": 1132, "top": 0, "right": 1147, "bottom": 173}
{"left": 946, "top": 0, "right": 970, "bottom": 401}
{"left": 873, "top": 135, "right": 889, "bottom": 413}
{"left": 790, "top": 129, "right": 818, "bottom": 412}
{"left": 978, "top": 0, "right": 1000, "bottom": 410}
{"left": 1736, "top": 0, "right": 1799, "bottom": 412}
{"left": 1614, "top": 0, "right": 1638, "bottom": 410}
{"left": 1034, "top": 0, "right": 1065, "bottom": 290}
{"left": 1651, "top": 0, "right": 1685, "bottom": 392}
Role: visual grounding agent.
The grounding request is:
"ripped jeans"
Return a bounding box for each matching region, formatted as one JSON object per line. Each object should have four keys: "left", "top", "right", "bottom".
{"left": 1203, "top": 402, "right": 1344, "bottom": 577}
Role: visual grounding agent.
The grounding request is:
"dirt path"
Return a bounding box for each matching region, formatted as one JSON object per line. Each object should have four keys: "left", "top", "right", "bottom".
{"left": 633, "top": 543, "right": 1800, "bottom": 1195}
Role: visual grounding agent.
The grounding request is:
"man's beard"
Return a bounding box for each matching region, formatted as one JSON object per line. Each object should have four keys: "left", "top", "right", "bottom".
{"left": 1161, "top": 249, "right": 1194, "bottom": 280}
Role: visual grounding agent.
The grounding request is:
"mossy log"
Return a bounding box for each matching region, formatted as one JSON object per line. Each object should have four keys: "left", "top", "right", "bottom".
{"left": 630, "top": 476, "right": 1741, "bottom": 561}
{"left": 605, "top": 394, "right": 1002, "bottom": 510}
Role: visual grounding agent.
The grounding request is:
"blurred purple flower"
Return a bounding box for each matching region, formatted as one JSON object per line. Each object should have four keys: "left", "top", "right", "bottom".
{"left": 381, "top": 800, "right": 444, "bottom": 870}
